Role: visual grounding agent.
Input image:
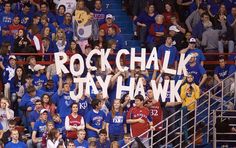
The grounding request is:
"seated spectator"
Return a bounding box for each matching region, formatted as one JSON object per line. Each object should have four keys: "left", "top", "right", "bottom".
{"left": 25, "top": 56, "right": 37, "bottom": 75}
{"left": 100, "top": 14, "right": 121, "bottom": 34}
{"left": 53, "top": 29, "right": 69, "bottom": 52}
{"left": 65, "top": 103, "right": 85, "bottom": 140}
{"left": 118, "top": 133, "right": 132, "bottom": 147}
{"left": 106, "top": 99, "right": 126, "bottom": 142}
{"left": 41, "top": 27, "right": 52, "bottom": 40}
{"left": 5, "top": 129, "right": 27, "bottom": 148}
{"left": 28, "top": 100, "right": 43, "bottom": 130}
{"left": 55, "top": 0, "right": 76, "bottom": 15}
{"left": 41, "top": 37, "right": 54, "bottom": 61}
{"left": 18, "top": 3, "right": 33, "bottom": 28}
{"left": 106, "top": 26, "right": 124, "bottom": 51}
{"left": 73, "top": 129, "right": 89, "bottom": 147}
{"left": 86, "top": 99, "right": 106, "bottom": 142}
{"left": 0, "top": 2, "right": 14, "bottom": 27}
{"left": 2, "top": 120, "right": 21, "bottom": 145}
{"left": 47, "top": 128, "right": 65, "bottom": 148}
{"left": 227, "top": 6, "right": 236, "bottom": 41}
{"left": 17, "top": 74, "right": 34, "bottom": 98}
{"left": 92, "top": 0, "right": 107, "bottom": 25}
{"left": 218, "top": 33, "right": 235, "bottom": 53}
{"left": 13, "top": 29, "right": 31, "bottom": 55}
{"left": 60, "top": 13, "right": 73, "bottom": 42}
{"left": 56, "top": 5, "right": 66, "bottom": 26}
{"left": 33, "top": 64, "right": 48, "bottom": 90}
{"left": 134, "top": 4, "right": 156, "bottom": 47}
{"left": 210, "top": 4, "right": 227, "bottom": 29}
{"left": 163, "top": 3, "right": 179, "bottom": 27}
{"left": 27, "top": 109, "right": 50, "bottom": 148}
{"left": 214, "top": 56, "right": 230, "bottom": 83}
{"left": 8, "top": 15, "right": 25, "bottom": 39}
{"left": 41, "top": 94, "right": 56, "bottom": 115}
{"left": 168, "top": 25, "right": 184, "bottom": 50}
{"left": 52, "top": 114, "right": 65, "bottom": 137}
{"left": 36, "top": 2, "right": 56, "bottom": 25}
{"left": 95, "top": 129, "right": 110, "bottom": 148}
{"left": 147, "top": 14, "right": 166, "bottom": 50}
{"left": 192, "top": 12, "right": 210, "bottom": 40}
{"left": 66, "top": 40, "right": 82, "bottom": 57}
{"left": 180, "top": 37, "right": 206, "bottom": 66}
{"left": 40, "top": 15, "right": 56, "bottom": 40}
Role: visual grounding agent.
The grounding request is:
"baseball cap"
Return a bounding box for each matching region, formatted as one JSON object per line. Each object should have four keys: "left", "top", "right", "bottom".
{"left": 189, "top": 38, "right": 196, "bottom": 43}
{"left": 106, "top": 14, "right": 113, "bottom": 19}
{"left": 8, "top": 55, "right": 16, "bottom": 60}
{"left": 169, "top": 25, "right": 180, "bottom": 32}
{"left": 40, "top": 109, "right": 48, "bottom": 114}
{"left": 34, "top": 64, "right": 45, "bottom": 71}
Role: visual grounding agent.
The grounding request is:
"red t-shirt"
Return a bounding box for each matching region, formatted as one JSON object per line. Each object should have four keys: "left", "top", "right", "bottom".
{"left": 148, "top": 101, "right": 163, "bottom": 131}
{"left": 99, "top": 23, "right": 121, "bottom": 34}
{"left": 127, "top": 106, "right": 152, "bottom": 138}
{"left": 8, "top": 24, "right": 25, "bottom": 37}
{"left": 66, "top": 114, "right": 82, "bottom": 139}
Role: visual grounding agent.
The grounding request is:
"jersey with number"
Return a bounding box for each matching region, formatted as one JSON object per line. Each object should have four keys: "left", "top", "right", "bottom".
{"left": 127, "top": 106, "right": 152, "bottom": 138}
{"left": 148, "top": 101, "right": 163, "bottom": 131}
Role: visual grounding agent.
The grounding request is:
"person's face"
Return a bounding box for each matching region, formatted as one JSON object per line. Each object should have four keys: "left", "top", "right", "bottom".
{"left": 106, "top": 18, "right": 113, "bottom": 24}
{"left": 107, "top": 28, "right": 114, "bottom": 36}
{"left": 232, "top": 8, "right": 236, "bottom": 16}
{"left": 9, "top": 124, "right": 15, "bottom": 131}
{"left": 99, "top": 133, "right": 107, "bottom": 141}
{"left": 165, "top": 4, "right": 171, "bottom": 12}
{"left": 42, "top": 39, "right": 50, "bottom": 47}
{"left": 57, "top": 31, "right": 63, "bottom": 38}
{"left": 9, "top": 59, "right": 16, "bottom": 67}
{"left": 65, "top": 14, "right": 72, "bottom": 22}
{"left": 219, "top": 59, "right": 225, "bottom": 68}
{"left": 35, "top": 102, "right": 42, "bottom": 110}
{"left": 23, "top": 6, "right": 30, "bottom": 14}
{"left": 187, "top": 75, "right": 194, "bottom": 83}
{"left": 67, "top": 143, "right": 75, "bottom": 148}
{"left": 0, "top": 99, "right": 7, "bottom": 109}
{"left": 53, "top": 115, "right": 61, "bottom": 122}
{"left": 13, "top": 17, "right": 20, "bottom": 25}
{"left": 58, "top": 6, "right": 65, "bottom": 14}
{"left": 148, "top": 5, "right": 155, "bottom": 13}
{"left": 97, "top": 102, "right": 102, "bottom": 110}
{"left": 72, "top": 104, "right": 78, "bottom": 113}
{"left": 202, "top": 14, "right": 210, "bottom": 22}
{"left": 220, "top": 5, "right": 226, "bottom": 13}
{"left": 95, "top": 1, "right": 102, "bottom": 10}
{"left": 189, "top": 57, "right": 196, "bottom": 63}
{"left": 29, "top": 58, "right": 36, "bottom": 65}
{"left": 64, "top": 84, "right": 70, "bottom": 92}
{"left": 169, "top": 30, "right": 176, "bottom": 36}
{"left": 70, "top": 42, "right": 77, "bottom": 49}
{"left": 78, "top": 1, "right": 84, "bottom": 9}
{"left": 156, "top": 16, "right": 163, "bottom": 24}
{"left": 78, "top": 131, "right": 86, "bottom": 140}
{"left": 124, "top": 136, "right": 131, "bottom": 144}
{"left": 189, "top": 43, "right": 196, "bottom": 49}
{"left": 44, "top": 27, "right": 50, "bottom": 36}
{"left": 41, "top": 19, "right": 47, "bottom": 25}
{"left": 166, "top": 37, "right": 173, "bottom": 45}
{"left": 42, "top": 95, "right": 50, "bottom": 103}
{"left": 113, "top": 100, "right": 121, "bottom": 109}
{"left": 26, "top": 78, "right": 33, "bottom": 84}
{"left": 34, "top": 17, "right": 40, "bottom": 24}
{"left": 4, "top": 4, "right": 11, "bottom": 12}
{"left": 29, "top": 91, "right": 36, "bottom": 97}
{"left": 16, "top": 68, "right": 23, "bottom": 77}
{"left": 111, "top": 43, "right": 116, "bottom": 49}
{"left": 164, "top": 75, "right": 170, "bottom": 80}
{"left": 40, "top": 4, "right": 47, "bottom": 13}
{"left": 135, "top": 99, "right": 143, "bottom": 107}
{"left": 47, "top": 123, "right": 54, "bottom": 131}
{"left": 147, "top": 89, "right": 153, "bottom": 99}
{"left": 41, "top": 112, "right": 48, "bottom": 120}
{"left": 11, "top": 131, "right": 19, "bottom": 140}
{"left": 99, "top": 29, "right": 105, "bottom": 36}
{"left": 18, "top": 30, "right": 24, "bottom": 37}
{"left": 185, "top": 33, "right": 192, "bottom": 40}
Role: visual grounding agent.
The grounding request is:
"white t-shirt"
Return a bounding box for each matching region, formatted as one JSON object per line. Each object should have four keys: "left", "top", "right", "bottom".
{"left": 57, "top": 0, "right": 77, "bottom": 14}
{"left": 0, "top": 108, "right": 14, "bottom": 131}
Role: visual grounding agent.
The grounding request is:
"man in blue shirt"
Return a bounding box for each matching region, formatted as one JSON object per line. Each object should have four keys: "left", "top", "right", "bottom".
{"left": 92, "top": 0, "right": 107, "bottom": 25}
{"left": 158, "top": 35, "right": 179, "bottom": 70}
{"left": 36, "top": 2, "right": 56, "bottom": 25}
{"left": 214, "top": 56, "right": 230, "bottom": 83}
{"left": 74, "top": 129, "right": 89, "bottom": 147}
{"left": 106, "top": 26, "right": 124, "bottom": 51}
{"left": 186, "top": 55, "right": 207, "bottom": 88}
{"left": 19, "top": 3, "right": 33, "bottom": 28}
{"left": 118, "top": 133, "right": 132, "bottom": 147}
{"left": 180, "top": 37, "right": 206, "bottom": 66}
{"left": 28, "top": 100, "right": 43, "bottom": 131}
{"left": 96, "top": 129, "right": 110, "bottom": 148}
{"left": 33, "top": 64, "right": 48, "bottom": 90}
{"left": 5, "top": 129, "right": 27, "bottom": 148}
{"left": 0, "top": 2, "right": 14, "bottom": 27}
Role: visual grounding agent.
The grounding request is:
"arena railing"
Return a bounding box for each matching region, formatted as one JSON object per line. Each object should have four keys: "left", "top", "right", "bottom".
{"left": 122, "top": 72, "right": 236, "bottom": 148}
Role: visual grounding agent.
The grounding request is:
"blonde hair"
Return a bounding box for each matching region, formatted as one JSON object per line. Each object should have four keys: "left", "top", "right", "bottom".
{"left": 55, "top": 29, "right": 66, "bottom": 45}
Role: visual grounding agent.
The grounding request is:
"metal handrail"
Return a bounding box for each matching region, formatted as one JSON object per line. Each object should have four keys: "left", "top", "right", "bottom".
{"left": 122, "top": 72, "right": 236, "bottom": 148}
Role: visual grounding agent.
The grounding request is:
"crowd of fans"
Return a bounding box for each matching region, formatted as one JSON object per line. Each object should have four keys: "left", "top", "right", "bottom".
{"left": 0, "top": 0, "right": 236, "bottom": 147}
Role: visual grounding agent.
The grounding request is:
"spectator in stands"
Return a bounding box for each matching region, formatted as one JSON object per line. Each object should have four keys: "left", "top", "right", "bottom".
{"left": 67, "top": 140, "right": 76, "bottom": 148}
{"left": 192, "top": 12, "right": 210, "bottom": 40}
{"left": 201, "top": 16, "right": 227, "bottom": 55}
{"left": 93, "top": 0, "right": 107, "bottom": 25}
{"left": 158, "top": 35, "right": 179, "bottom": 70}
{"left": 227, "top": 6, "right": 236, "bottom": 41}
{"left": 41, "top": 121, "right": 54, "bottom": 148}
{"left": 5, "top": 129, "right": 27, "bottom": 148}
{"left": 106, "top": 26, "right": 124, "bottom": 51}
{"left": 134, "top": 4, "right": 156, "bottom": 47}
{"left": 8, "top": 15, "right": 25, "bottom": 38}
{"left": 28, "top": 100, "right": 43, "bottom": 130}
{"left": 13, "top": 29, "right": 31, "bottom": 55}
{"left": 47, "top": 128, "right": 64, "bottom": 148}
{"left": 3, "top": 55, "right": 17, "bottom": 100}
{"left": 163, "top": 3, "right": 179, "bottom": 27}
{"left": 53, "top": 29, "right": 69, "bottom": 52}
{"left": 41, "top": 37, "right": 54, "bottom": 61}
{"left": 18, "top": 3, "right": 32, "bottom": 28}
{"left": 36, "top": 2, "right": 56, "bottom": 25}
{"left": 126, "top": 95, "right": 154, "bottom": 148}
{"left": 186, "top": 55, "right": 207, "bottom": 88}
{"left": 41, "top": 26, "right": 52, "bottom": 40}
{"left": 33, "top": 64, "right": 47, "bottom": 90}
{"left": 25, "top": 56, "right": 36, "bottom": 75}
{"left": 118, "top": 133, "right": 131, "bottom": 147}
{"left": 77, "top": 91, "right": 91, "bottom": 118}
{"left": 1, "top": 120, "right": 19, "bottom": 144}
{"left": 66, "top": 40, "right": 82, "bottom": 57}
{"left": 65, "top": 103, "right": 85, "bottom": 140}
{"left": 52, "top": 114, "right": 65, "bottom": 137}
{"left": 180, "top": 74, "right": 200, "bottom": 141}
{"left": 56, "top": 5, "right": 65, "bottom": 26}
{"left": 210, "top": 4, "right": 227, "bottom": 29}
{"left": 180, "top": 37, "right": 206, "bottom": 66}
{"left": 55, "top": 0, "right": 76, "bottom": 15}
{"left": 40, "top": 15, "right": 56, "bottom": 40}
{"left": 86, "top": 99, "right": 106, "bottom": 142}
{"left": 106, "top": 99, "right": 127, "bottom": 142}
{"left": 59, "top": 13, "right": 73, "bottom": 42}
{"left": 27, "top": 109, "right": 49, "bottom": 148}
{"left": 100, "top": 14, "right": 121, "bottom": 34}
{"left": 169, "top": 25, "right": 184, "bottom": 50}
{"left": 170, "top": 15, "right": 186, "bottom": 34}
{"left": 0, "top": 2, "right": 14, "bottom": 27}
{"left": 214, "top": 56, "right": 230, "bottom": 83}
{"left": 18, "top": 74, "right": 33, "bottom": 98}
{"left": 41, "top": 94, "right": 56, "bottom": 115}
{"left": 74, "top": 129, "right": 89, "bottom": 147}
{"left": 185, "top": 4, "right": 206, "bottom": 32}
{"left": 147, "top": 14, "right": 166, "bottom": 50}
{"left": 0, "top": 97, "right": 14, "bottom": 131}
{"left": 28, "top": 25, "right": 42, "bottom": 53}
{"left": 96, "top": 129, "right": 110, "bottom": 148}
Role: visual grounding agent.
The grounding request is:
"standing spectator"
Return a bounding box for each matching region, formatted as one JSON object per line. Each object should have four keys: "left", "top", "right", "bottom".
{"left": 41, "top": 94, "right": 56, "bottom": 115}
{"left": 180, "top": 37, "right": 206, "bottom": 66}
{"left": 53, "top": 29, "right": 69, "bottom": 52}
{"left": 227, "top": 6, "right": 236, "bottom": 41}
{"left": 100, "top": 14, "right": 121, "bottom": 34}
{"left": 134, "top": 4, "right": 156, "bottom": 47}
{"left": 185, "top": 4, "right": 206, "bottom": 32}
{"left": 65, "top": 103, "right": 85, "bottom": 140}
{"left": 19, "top": 3, "right": 32, "bottom": 28}
{"left": 5, "top": 129, "right": 27, "bottom": 148}
{"left": 40, "top": 15, "right": 56, "bottom": 40}
{"left": 8, "top": 15, "right": 25, "bottom": 40}
{"left": 95, "top": 129, "right": 110, "bottom": 148}
{"left": 13, "top": 29, "right": 31, "bottom": 55}
{"left": 192, "top": 12, "right": 210, "bottom": 40}
{"left": 47, "top": 128, "right": 64, "bottom": 148}
{"left": 33, "top": 64, "right": 47, "bottom": 90}
{"left": 0, "top": 2, "right": 14, "bottom": 27}
{"left": 25, "top": 56, "right": 37, "bottom": 75}
{"left": 106, "top": 99, "right": 127, "bottom": 142}
{"left": 0, "top": 97, "right": 14, "bottom": 131}
{"left": 60, "top": 13, "right": 73, "bottom": 42}
{"left": 147, "top": 14, "right": 166, "bottom": 50}
{"left": 168, "top": 25, "right": 184, "bottom": 50}
{"left": 73, "top": 129, "right": 89, "bottom": 147}
{"left": 17, "top": 74, "right": 34, "bottom": 98}
{"left": 55, "top": 0, "right": 77, "bottom": 14}
{"left": 92, "top": 0, "right": 107, "bottom": 25}
{"left": 186, "top": 55, "right": 207, "bottom": 88}
{"left": 86, "top": 99, "right": 106, "bottom": 142}
{"left": 36, "top": 2, "right": 56, "bottom": 25}
{"left": 28, "top": 100, "right": 43, "bottom": 130}
{"left": 126, "top": 95, "right": 154, "bottom": 147}
{"left": 158, "top": 35, "right": 179, "bottom": 70}
{"left": 106, "top": 26, "right": 124, "bottom": 51}
{"left": 56, "top": 5, "right": 66, "bottom": 26}
{"left": 180, "top": 74, "right": 200, "bottom": 141}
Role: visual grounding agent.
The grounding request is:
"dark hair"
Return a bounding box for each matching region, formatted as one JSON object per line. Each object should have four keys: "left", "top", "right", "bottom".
{"left": 134, "top": 94, "right": 144, "bottom": 102}
{"left": 219, "top": 55, "right": 225, "bottom": 61}
{"left": 91, "top": 99, "right": 101, "bottom": 109}
{"left": 26, "top": 86, "right": 36, "bottom": 93}
{"left": 9, "top": 119, "right": 16, "bottom": 125}
{"left": 201, "top": 12, "right": 209, "bottom": 18}
{"left": 14, "top": 67, "right": 26, "bottom": 87}
{"left": 71, "top": 103, "right": 78, "bottom": 108}
{"left": 48, "top": 128, "right": 59, "bottom": 142}
{"left": 89, "top": 141, "right": 96, "bottom": 147}
{"left": 4, "top": 2, "right": 11, "bottom": 6}
{"left": 41, "top": 94, "right": 52, "bottom": 106}
{"left": 58, "top": 5, "right": 66, "bottom": 11}
{"left": 40, "top": 2, "right": 49, "bottom": 7}
{"left": 35, "top": 100, "right": 42, "bottom": 104}
{"left": 124, "top": 133, "right": 131, "bottom": 137}
{"left": 99, "top": 129, "right": 107, "bottom": 135}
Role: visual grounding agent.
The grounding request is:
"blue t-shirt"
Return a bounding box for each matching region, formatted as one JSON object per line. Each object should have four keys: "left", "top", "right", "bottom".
{"left": 19, "top": 11, "right": 33, "bottom": 27}
{"left": 74, "top": 139, "right": 89, "bottom": 148}
{"left": 10, "top": 78, "right": 24, "bottom": 93}
{"left": 56, "top": 14, "right": 64, "bottom": 26}
{"left": 33, "top": 74, "right": 48, "bottom": 89}
{"left": 186, "top": 63, "right": 206, "bottom": 85}
{"left": 185, "top": 48, "right": 205, "bottom": 65}
{"left": 33, "top": 120, "right": 47, "bottom": 137}
{"left": 86, "top": 110, "right": 106, "bottom": 138}
{"left": 96, "top": 140, "right": 110, "bottom": 148}
{"left": 92, "top": 9, "right": 107, "bottom": 25}
{"left": 0, "top": 122, "right": 3, "bottom": 130}
{"left": 78, "top": 97, "right": 91, "bottom": 118}
{"left": 19, "top": 90, "right": 45, "bottom": 109}
{"left": 158, "top": 44, "right": 179, "bottom": 65}
{"left": 28, "top": 110, "right": 40, "bottom": 123}
{"left": 214, "top": 65, "right": 230, "bottom": 80}
{"left": 118, "top": 139, "right": 126, "bottom": 147}
{"left": 106, "top": 111, "right": 126, "bottom": 135}
{"left": 36, "top": 11, "right": 56, "bottom": 23}
{"left": 229, "top": 65, "right": 236, "bottom": 75}
{"left": 0, "top": 11, "right": 14, "bottom": 27}
{"left": 5, "top": 141, "right": 27, "bottom": 148}
{"left": 60, "top": 23, "right": 73, "bottom": 42}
